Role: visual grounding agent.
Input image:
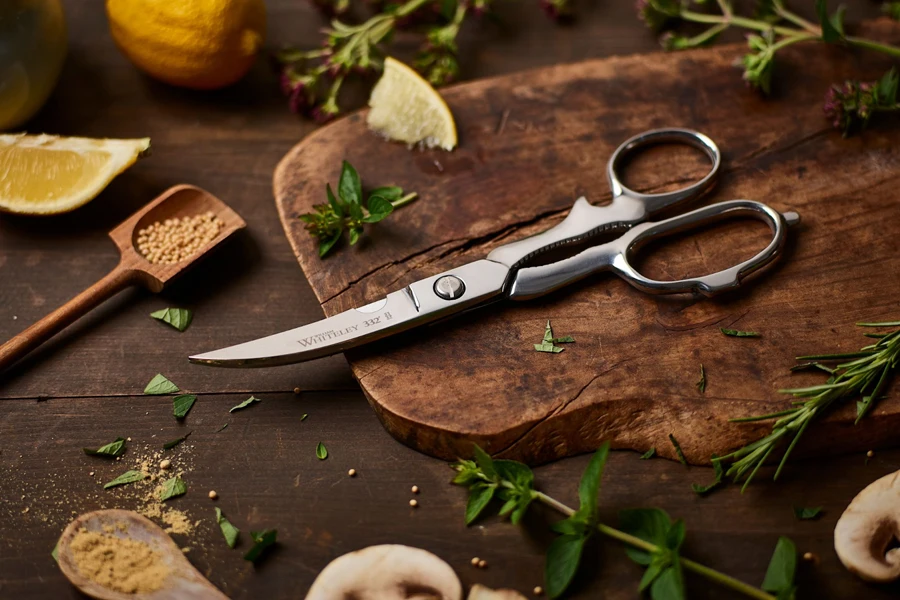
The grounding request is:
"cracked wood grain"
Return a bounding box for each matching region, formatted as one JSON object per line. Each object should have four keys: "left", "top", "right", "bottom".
{"left": 274, "top": 32, "right": 900, "bottom": 465}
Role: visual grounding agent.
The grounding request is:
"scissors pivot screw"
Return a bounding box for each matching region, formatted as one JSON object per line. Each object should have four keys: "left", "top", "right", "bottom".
{"left": 434, "top": 275, "right": 465, "bottom": 300}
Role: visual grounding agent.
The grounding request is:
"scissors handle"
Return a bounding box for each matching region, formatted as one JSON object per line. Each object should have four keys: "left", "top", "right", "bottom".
{"left": 487, "top": 128, "right": 721, "bottom": 269}
{"left": 507, "top": 200, "right": 800, "bottom": 300}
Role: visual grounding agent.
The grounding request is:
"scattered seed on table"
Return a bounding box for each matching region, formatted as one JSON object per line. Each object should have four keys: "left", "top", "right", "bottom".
{"left": 159, "top": 459, "right": 171, "bottom": 470}
{"left": 409, "top": 499, "right": 418, "bottom": 508}
{"left": 534, "top": 586, "right": 543, "bottom": 596}
{"left": 208, "top": 490, "right": 218, "bottom": 500}
{"left": 477, "top": 559, "right": 487, "bottom": 569}
{"left": 88, "top": 472, "right": 94, "bottom": 477}
{"left": 867, "top": 450, "right": 874, "bottom": 458}
{"left": 470, "top": 557, "right": 480, "bottom": 566}
{"left": 803, "top": 552, "right": 818, "bottom": 563}
{"left": 348, "top": 469, "right": 356, "bottom": 477}
{"left": 293, "top": 387, "right": 301, "bottom": 394}
{"left": 411, "top": 485, "right": 419, "bottom": 494}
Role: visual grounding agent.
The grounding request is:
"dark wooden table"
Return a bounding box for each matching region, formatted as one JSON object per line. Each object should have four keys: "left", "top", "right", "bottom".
{"left": 1, "top": 1, "right": 896, "bottom": 598}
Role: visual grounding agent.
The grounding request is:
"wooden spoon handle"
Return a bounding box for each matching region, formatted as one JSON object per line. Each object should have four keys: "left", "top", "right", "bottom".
{"left": 0, "top": 265, "right": 137, "bottom": 372}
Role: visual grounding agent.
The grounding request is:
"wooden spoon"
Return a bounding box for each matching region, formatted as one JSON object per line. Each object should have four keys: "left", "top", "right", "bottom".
{"left": 0, "top": 185, "right": 245, "bottom": 372}
{"left": 57, "top": 509, "right": 229, "bottom": 600}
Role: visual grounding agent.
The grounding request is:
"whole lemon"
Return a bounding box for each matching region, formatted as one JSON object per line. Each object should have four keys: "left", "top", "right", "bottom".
{"left": 106, "top": 0, "right": 265, "bottom": 90}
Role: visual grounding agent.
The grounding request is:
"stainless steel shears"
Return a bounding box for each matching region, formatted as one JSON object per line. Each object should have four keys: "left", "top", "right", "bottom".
{"left": 190, "top": 128, "right": 799, "bottom": 368}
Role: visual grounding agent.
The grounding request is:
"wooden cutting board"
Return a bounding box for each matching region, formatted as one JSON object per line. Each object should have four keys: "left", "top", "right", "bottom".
{"left": 274, "top": 22, "right": 900, "bottom": 466}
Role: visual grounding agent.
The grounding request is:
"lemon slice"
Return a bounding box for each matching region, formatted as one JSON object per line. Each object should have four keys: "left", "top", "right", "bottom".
{"left": 0, "top": 134, "right": 150, "bottom": 215}
{"left": 367, "top": 57, "right": 457, "bottom": 151}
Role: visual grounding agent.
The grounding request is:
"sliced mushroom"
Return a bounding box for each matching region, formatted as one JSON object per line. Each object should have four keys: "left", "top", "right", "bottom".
{"left": 834, "top": 470, "right": 900, "bottom": 582}
{"left": 467, "top": 584, "right": 528, "bottom": 599}
{"left": 305, "top": 544, "right": 462, "bottom": 600}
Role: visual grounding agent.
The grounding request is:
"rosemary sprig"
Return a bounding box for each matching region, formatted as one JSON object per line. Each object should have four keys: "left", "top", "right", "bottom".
{"left": 452, "top": 444, "right": 794, "bottom": 599}
{"left": 721, "top": 321, "right": 900, "bottom": 491}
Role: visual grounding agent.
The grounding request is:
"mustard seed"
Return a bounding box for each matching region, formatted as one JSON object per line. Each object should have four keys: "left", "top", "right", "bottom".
{"left": 477, "top": 559, "right": 487, "bottom": 569}
{"left": 411, "top": 485, "right": 419, "bottom": 494}
{"left": 409, "top": 499, "right": 418, "bottom": 508}
{"left": 470, "top": 557, "right": 480, "bottom": 566}
{"left": 534, "top": 586, "right": 544, "bottom": 596}
{"left": 208, "top": 490, "right": 218, "bottom": 500}
{"left": 348, "top": 469, "right": 357, "bottom": 477}
{"left": 136, "top": 214, "right": 224, "bottom": 264}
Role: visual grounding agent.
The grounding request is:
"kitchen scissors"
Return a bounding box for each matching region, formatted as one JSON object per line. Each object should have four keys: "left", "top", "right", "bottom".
{"left": 190, "top": 128, "right": 799, "bottom": 368}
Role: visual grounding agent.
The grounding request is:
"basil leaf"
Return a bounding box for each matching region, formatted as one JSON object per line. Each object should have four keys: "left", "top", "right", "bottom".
{"left": 348, "top": 226, "right": 362, "bottom": 245}
{"left": 230, "top": 396, "right": 261, "bottom": 413}
{"left": 639, "top": 558, "right": 667, "bottom": 592}
{"left": 493, "top": 459, "right": 534, "bottom": 488}
{"left": 544, "top": 534, "right": 586, "bottom": 599}
{"left": 640, "top": 447, "right": 657, "bottom": 460}
{"left": 816, "top": 0, "right": 843, "bottom": 42}
{"left": 762, "top": 536, "right": 797, "bottom": 594}
{"left": 878, "top": 68, "right": 899, "bottom": 106}
{"left": 719, "top": 328, "right": 761, "bottom": 338}
{"left": 173, "top": 394, "right": 197, "bottom": 420}
{"left": 144, "top": 374, "right": 179, "bottom": 395}
{"left": 163, "top": 432, "right": 191, "bottom": 450}
{"left": 347, "top": 201, "right": 364, "bottom": 222}
{"left": 793, "top": 506, "right": 822, "bottom": 520}
{"left": 150, "top": 308, "right": 193, "bottom": 332}
{"left": 472, "top": 445, "right": 497, "bottom": 481}
{"left": 651, "top": 561, "right": 686, "bottom": 600}
{"left": 465, "top": 483, "right": 496, "bottom": 524}
{"left": 326, "top": 183, "right": 344, "bottom": 218}
{"left": 244, "top": 529, "right": 277, "bottom": 563}
{"left": 159, "top": 476, "right": 187, "bottom": 501}
{"left": 620, "top": 508, "right": 673, "bottom": 565}
{"left": 316, "top": 442, "right": 328, "bottom": 460}
{"left": 104, "top": 470, "right": 146, "bottom": 489}
{"left": 576, "top": 442, "right": 609, "bottom": 525}
{"left": 318, "top": 228, "right": 342, "bottom": 258}
{"left": 215, "top": 507, "right": 240, "bottom": 548}
{"left": 338, "top": 160, "right": 362, "bottom": 206}
{"left": 83, "top": 437, "right": 126, "bottom": 458}
{"left": 362, "top": 195, "right": 394, "bottom": 224}
{"left": 368, "top": 186, "right": 403, "bottom": 201}
{"left": 668, "top": 434, "right": 688, "bottom": 466}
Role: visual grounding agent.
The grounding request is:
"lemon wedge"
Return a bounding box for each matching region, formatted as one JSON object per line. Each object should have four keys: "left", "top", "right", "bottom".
{"left": 0, "top": 134, "right": 150, "bottom": 215}
{"left": 367, "top": 57, "right": 457, "bottom": 151}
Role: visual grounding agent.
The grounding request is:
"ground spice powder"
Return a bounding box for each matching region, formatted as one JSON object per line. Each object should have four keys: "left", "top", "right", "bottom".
{"left": 70, "top": 528, "right": 170, "bottom": 594}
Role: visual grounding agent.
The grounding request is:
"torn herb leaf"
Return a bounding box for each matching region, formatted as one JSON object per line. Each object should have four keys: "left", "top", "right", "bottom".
{"left": 243, "top": 529, "right": 277, "bottom": 563}
{"left": 300, "top": 414, "right": 308, "bottom": 421}
{"left": 793, "top": 506, "right": 823, "bottom": 521}
{"left": 163, "top": 432, "right": 191, "bottom": 450}
{"left": 535, "top": 320, "right": 572, "bottom": 353}
{"left": 173, "top": 394, "right": 197, "bottom": 420}
{"left": 144, "top": 374, "right": 179, "bottom": 395}
{"left": 720, "top": 328, "right": 761, "bottom": 338}
{"left": 215, "top": 507, "right": 240, "bottom": 548}
{"left": 465, "top": 483, "right": 496, "bottom": 525}
{"left": 762, "top": 536, "right": 797, "bottom": 597}
{"left": 640, "top": 448, "right": 656, "bottom": 460}
{"left": 216, "top": 423, "right": 228, "bottom": 433}
{"left": 51, "top": 542, "right": 59, "bottom": 562}
{"left": 668, "top": 434, "right": 688, "bottom": 466}
{"left": 104, "top": 470, "right": 146, "bottom": 489}
{"left": 696, "top": 364, "right": 706, "bottom": 393}
{"left": 159, "top": 476, "right": 187, "bottom": 501}
{"left": 691, "top": 456, "right": 724, "bottom": 496}
{"left": 534, "top": 342, "right": 565, "bottom": 353}
{"left": 150, "top": 308, "right": 193, "bottom": 332}
{"left": 316, "top": 442, "right": 328, "bottom": 460}
{"left": 83, "top": 437, "right": 126, "bottom": 458}
{"left": 229, "top": 396, "right": 261, "bottom": 413}
{"left": 551, "top": 335, "right": 575, "bottom": 343}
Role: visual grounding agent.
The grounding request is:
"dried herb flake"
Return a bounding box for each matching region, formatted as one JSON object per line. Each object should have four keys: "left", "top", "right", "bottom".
{"left": 230, "top": 396, "right": 261, "bottom": 413}
{"left": 720, "top": 328, "right": 761, "bottom": 338}
{"left": 215, "top": 507, "right": 240, "bottom": 548}
{"left": 159, "top": 476, "right": 187, "bottom": 501}
{"left": 669, "top": 434, "right": 688, "bottom": 466}
{"left": 173, "top": 394, "right": 197, "bottom": 420}
{"left": 83, "top": 437, "right": 127, "bottom": 458}
{"left": 163, "top": 432, "right": 191, "bottom": 450}
{"left": 104, "top": 470, "right": 146, "bottom": 489}
{"left": 639, "top": 447, "right": 656, "bottom": 460}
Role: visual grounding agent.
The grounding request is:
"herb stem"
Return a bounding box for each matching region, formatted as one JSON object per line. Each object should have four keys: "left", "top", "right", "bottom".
{"left": 774, "top": 5, "right": 820, "bottom": 35}
{"left": 391, "top": 192, "right": 418, "bottom": 209}
{"left": 679, "top": 9, "right": 803, "bottom": 37}
{"left": 529, "top": 490, "right": 775, "bottom": 599}
{"left": 845, "top": 36, "right": 900, "bottom": 58}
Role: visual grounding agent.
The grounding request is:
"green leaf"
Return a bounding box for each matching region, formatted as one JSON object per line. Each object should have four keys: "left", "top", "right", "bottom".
{"left": 576, "top": 442, "right": 609, "bottom": 525}
{"left": 534, "top": 343, "right": 565, "bottom": 353}
{"left": 620, "top": 508, "right": 673, "bottom": 565}
{"left": 362, "top": 195, "right": 394, "bottom": 223}
{"left": 691, "top": 455, "right": 724, "bottom": 496}
{"left": 243, "top": 529, "right": 277, "bottom": 563}
{"left": 368, "top": 186, "right": 403, "bottom": 201}
{"left": 465, "top": 483, "right": 496, "bottom": 524}
{"left": 230, "top": 396, "right": 261, "bottom": 413}
{"left": 150, "top": 308, "right": 193, "bottom": 332}
{"left": 544, "top": 534, "right": 587, "bottom": 599}
{"left": 104, "top": 470, "right": 146, "bottom": 489}
{"left": 696, "top": 363, "right": 706, "bottom": 393}
{"left": 668, "top": 434, "right": 688, "bottom": 466}
{"left": 163, "top": 432, "right": 191, "bottom": 450}
{"left": 300, "top": 413, "right": 308, "bottom": 421}
{"left": 719, "top": 328, "right": 761, "bottom": 338}
{"left": 173, "top": 394, "right": 197, "bottom": 420}
{"left": 83, "top": 437, "right": 127, "bottom": 458}
{"left": 793, "top": 506, "right": 823, "bottom": 520}
{"left": 472, "top": 445, "right": 497, "bottom": 481}
{"left": 326, "top": 183, "right": 343, "bottom": 217}
{"left": 159, "top": 476, "right": 187, "bottom": 501}
{"left": 550, "top": 517, "right": 588, "bottom": 537}
{"left": 510, "top": 495, "right": 533, "bottom": 525}
{"left": 815, "top": 0, "right": 843, "bottom": 43}
{"left": 216, "top": 423, "right": 228, "bottom": 433}
{"left": 51, "top": 542, "right": 59, "bottom": 562}
{"left": 665, "top": 519, "right": 685, "bottom": 550}
{"left": 318, "top": 228, "right": 342, "bottom": 258}
{"left": 543, "top": 320, "right": 554, "bottom": 342}
{"left": 338, "top": 160, "right": 362, "bottom": 205}
{"left": 144, "top": 374, "right": 179, "bottom": 395}
{"left": 348, "top": 226, "right": 362, "bottom": 245}
{"left": 877, "top": 68, "right": 899, "bottom": 105}
{"left": 493, "top": 459, "right": 534, "bottom": 488}
{"left": 640, "top": 447, "right": 657, "bottom": 460}
{"left": 551, "top": 336, "right": 575, "bottom": 343}
{"left": 316, "top": 442, "right": 328, "bottom": 460}
{"left": 639, "top": 558, "right": 668, "bottom": 592}
{"left": 651, "top": 561, "right": 686, "bottom": 600}
{"left": 762, "top": 536, "right": 797, "bottom": 594}
{"left": 215, "top": 507, "right": 240, "bottom": 549}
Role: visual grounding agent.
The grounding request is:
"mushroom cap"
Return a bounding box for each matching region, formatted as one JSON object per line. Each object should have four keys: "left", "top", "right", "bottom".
{"left": 834, "top": 470, "right": 900, "bottom": 583}
{"left": 305, "top": 544, "right": 463, "bottom": 600}
{"left": 467, "top": 584, "right": 528, "bottom": 599}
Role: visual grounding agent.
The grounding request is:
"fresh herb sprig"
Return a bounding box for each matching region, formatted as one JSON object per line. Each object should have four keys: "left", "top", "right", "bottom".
{"left": 453, "top": 443, "right": 795, "bottom": 599}
{"left": 299, "top": 161, "right": 417, "bottom": 258}
{"left": 720, "top": 321, "right": 900, "bottom": 490}
{"left": 638, "top": 0, "right": 900, "bottom": 134}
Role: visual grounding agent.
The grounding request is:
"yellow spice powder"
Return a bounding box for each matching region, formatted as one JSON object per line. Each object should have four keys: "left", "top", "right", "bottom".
{"left": 70, "top": 528, "right": 170, "bottom": 594}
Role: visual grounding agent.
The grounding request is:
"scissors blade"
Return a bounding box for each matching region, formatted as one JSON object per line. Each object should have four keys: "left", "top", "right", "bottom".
{"left": 189, "top": 259, "right": 510, "bottom": 367}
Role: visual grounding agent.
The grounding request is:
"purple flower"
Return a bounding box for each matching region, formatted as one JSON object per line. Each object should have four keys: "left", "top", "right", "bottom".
{"left": 823, "top": 80, "right": 877, "bottom": 134}
{"left": 312, "top": 97, "right": 341, "bottom": 123}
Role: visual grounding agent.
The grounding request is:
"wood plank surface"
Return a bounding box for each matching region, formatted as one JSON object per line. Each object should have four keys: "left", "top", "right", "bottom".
{"left": 1, "top": 0, "right": 898, "bottom": 598}
{"left": 274, "top": 22, "right": 900, "bottom": 466}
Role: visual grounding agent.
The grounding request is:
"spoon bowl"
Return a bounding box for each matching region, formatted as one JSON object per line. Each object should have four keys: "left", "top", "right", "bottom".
{"left": 57, "top": 509, "right": 228, "bottom": 600}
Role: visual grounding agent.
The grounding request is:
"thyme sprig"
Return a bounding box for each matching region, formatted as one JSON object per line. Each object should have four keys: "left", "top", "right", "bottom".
{"left": 452, "top": 443, "right": 795, "bottom": 599}
{"left": 721, "top": 321, "right": 900, "bottom": 491}
{"left": 638, "top": 0, "right": 900, "bottom": 133}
